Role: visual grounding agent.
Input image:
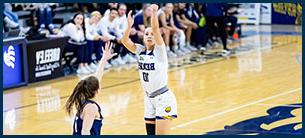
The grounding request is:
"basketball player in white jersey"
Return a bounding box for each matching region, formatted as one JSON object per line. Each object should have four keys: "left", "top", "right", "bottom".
{"left": 121, "top": 4, "right": 177, "bottom": 135}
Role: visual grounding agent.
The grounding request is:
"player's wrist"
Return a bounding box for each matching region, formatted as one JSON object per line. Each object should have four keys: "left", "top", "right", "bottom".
{"left": 126, "top": 27, "right": 132, "bottom": 33}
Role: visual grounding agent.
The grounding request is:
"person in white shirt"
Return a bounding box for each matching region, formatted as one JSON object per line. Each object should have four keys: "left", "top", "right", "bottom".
{"left": 116, "top": 3, "right": 137, "bottom": 64}
{"left": 103, "top": 3, "right": 119, "bottom": 18}
{"left": 97, "top": 8, "right": 125, "bottom": 66}
{"left": 60, "top": 13, "right": 92, "bottom": 75}
{"left": 85, "top": 11, "right": 112, "bottom": 71}
{"left": 98, "top": 8, "right": 121, "bottom": 43}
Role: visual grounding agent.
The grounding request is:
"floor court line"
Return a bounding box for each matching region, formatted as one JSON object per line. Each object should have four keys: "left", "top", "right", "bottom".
{"left": 171, "top": 87, "right": 302, "bottom": 130}
{"left": 254, "top": 103, "right": 302, "bottom": 108}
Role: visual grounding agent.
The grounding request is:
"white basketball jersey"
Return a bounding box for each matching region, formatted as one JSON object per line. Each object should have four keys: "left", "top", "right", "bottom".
{"left": 135, "top": 43, "right": 168, "bottom": 94}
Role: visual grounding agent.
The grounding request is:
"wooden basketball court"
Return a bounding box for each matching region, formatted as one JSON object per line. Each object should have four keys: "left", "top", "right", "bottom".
{"left": 3, "top": 25, "right": 302, "bottom": 135}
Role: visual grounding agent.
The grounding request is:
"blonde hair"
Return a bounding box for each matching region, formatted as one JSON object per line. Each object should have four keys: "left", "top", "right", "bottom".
{"left": 91, "top": 11, "right": 102, "bottom": 19}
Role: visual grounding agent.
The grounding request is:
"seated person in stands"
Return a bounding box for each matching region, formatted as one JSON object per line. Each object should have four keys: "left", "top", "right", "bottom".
{"left": 97, "top": 8, "right": 125, "bottom": 66}
{"left": 60, "top": 13, "right": 92, "bottom": 75}
{"left": 133, "top": 4, "right": 152, "bottom": 43}
{"left": 85, "top": 11, "right": 112, "bottom": 71}
{"left": 36, "top": 3, "right": 58, "bottom": 34}
{"left": 175, "top": 3, "right": 199, "bottom": 50}
{"left": 3, "top": 3, "right": 19, "bottom": 33}
{"left": 158, "top": 3, "right": 190, "bottom": 58}
{"left": 115, "top": 3, "right": 138, "bottom": 63}
{"left": 103, "top": 3, "right": 119, "bottom": 17}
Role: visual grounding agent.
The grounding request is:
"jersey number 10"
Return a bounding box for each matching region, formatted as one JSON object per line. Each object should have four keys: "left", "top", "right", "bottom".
{"left": 142, "top": 72, "right": 149, "bottom": 82}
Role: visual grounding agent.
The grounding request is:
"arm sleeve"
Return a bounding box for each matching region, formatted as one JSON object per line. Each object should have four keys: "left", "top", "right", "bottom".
{"left": 98, "top": 20, "right": 116, "bottom": 40}
{"left": 113, "top": 19, "right": 123, "bottom": 39}
{"left": 85, "top": 23, "right": 95, "bottom": 40}
{"left": 63, "top": 23, "right": 83, "bottom": 42}
{"left": 118, "top": 18, "right": 128, "bottom": 37}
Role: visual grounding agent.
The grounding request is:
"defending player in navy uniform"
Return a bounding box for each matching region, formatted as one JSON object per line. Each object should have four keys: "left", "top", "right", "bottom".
{"left": 65, "top": 42, "right": 117, "bottom": 135}
{"left": 122, "top": 4, "right": 178, "bottom": 135}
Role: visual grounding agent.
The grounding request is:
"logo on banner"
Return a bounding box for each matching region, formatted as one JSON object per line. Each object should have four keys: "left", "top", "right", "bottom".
{"left": 35, "top": 48, "right": 61, "bottom": 78}
{"left": 4, "top": 45, "right": 16, "bottom": 69}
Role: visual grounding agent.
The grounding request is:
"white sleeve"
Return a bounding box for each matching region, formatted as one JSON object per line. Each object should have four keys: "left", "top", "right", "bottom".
{"left": 98, "top": 20, "right": 116, "bottom": 40}
{"left": 113, "top": 19, "right": 123, "bottom": 39}
{"left": 153, "top": 43, "right": 167, "bottom": 62}
{"left": 117, "top": 17, "right": 128, "bottom": 37}
{"left": 104, "top": 9, "right": 110, "bottom": 17}
{"left": 85, "top": 28, "right": 95, "bottom": 40}
{"left": 85, "top": 20, "right": 95, "bottom": 40}
{"left": 63, "top": 23, "right": 83, "bottom": 42}
{"left": 135, "top": 43, "right": 145, "bottom": 55}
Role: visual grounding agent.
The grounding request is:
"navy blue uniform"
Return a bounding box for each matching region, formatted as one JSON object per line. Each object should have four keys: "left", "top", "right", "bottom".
{"left": 73, "top": 100, "right": 103, "bottom": 135}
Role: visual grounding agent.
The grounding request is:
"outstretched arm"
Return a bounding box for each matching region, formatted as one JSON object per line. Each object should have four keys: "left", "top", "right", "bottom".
{"left": 150, "top": 4, "right": 164, "bottom": 46}
{"left": 121, "top": 10, "right": 137, "bottom": 53}
{"left": 94, "top": 41, "right": 117, "bottom": 81}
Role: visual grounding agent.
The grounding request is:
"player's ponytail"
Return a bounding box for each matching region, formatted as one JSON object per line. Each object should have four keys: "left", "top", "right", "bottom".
{"left": 65, "top": 76, "right": 100, "bottom": 116}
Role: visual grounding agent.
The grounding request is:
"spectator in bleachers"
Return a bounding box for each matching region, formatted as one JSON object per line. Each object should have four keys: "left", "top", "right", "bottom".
{"left": 36, "top": 3, "right": 58, "bottom": 34}
{"left": 173, "top": 3, "right": 198, "bottom": 51}
{"left": 224, "top": 4, "right": 239, "bottom": 39}
{"left": 3, "top": 3, "right": 19, "bottom": 32}
{"left": 85, "top": 11, "right": 112, "bottom": 71}
{"left": 133, "top": 4, "right": 152, "bottom": 43}
{"left": 174, "top": 3, "right": 198, "bottom": 51}
{"left": 115, "top": 3, "right": 138, "bottom": 63}
{"left": 202, "top": 3, "right": 230, "bottom": 56}
{"left": 97, "top": 8, "right": 126, "bottom": 66}
{"left": 116, "top": 4, "right": 128, "bottom": 37}
{"left": 157, "top": 3, "right": 175, "bottom": 58}
{"left": 185, "top": 3, "right": 200, "bottom": 24}
{"left": 103, "top": 3, "right": 119, "bottom": 17}
{"left": 158, "top": 3, "right": 190, "bottom": 58}
{"left": 60, "top": 13, "right": 92, "bottom": 74}
{"left": 185, "top": 3, "right": 205, "bottom": 48}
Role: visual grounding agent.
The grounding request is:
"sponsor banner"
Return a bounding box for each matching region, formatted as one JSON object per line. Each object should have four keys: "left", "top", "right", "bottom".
{"left": 26, "top": 37, "right": 68, "bottom": 83}
{"left": 272, "top": 3, "right": 302, "bottom": 25}
{"left": 3, "top": 37, "right": 28, "bottom": 89}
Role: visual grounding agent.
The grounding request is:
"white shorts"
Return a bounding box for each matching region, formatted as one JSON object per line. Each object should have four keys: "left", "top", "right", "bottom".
{"left": 144, "top": 90, "right": 178, "bottom": 121}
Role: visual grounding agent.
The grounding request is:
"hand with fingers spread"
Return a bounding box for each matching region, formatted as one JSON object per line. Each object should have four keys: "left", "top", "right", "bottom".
{"left": 102, "top": 41, "right": 117, "bottom": 61}
{"left": 127, "top": 10, "right": 134, "bottom": 29}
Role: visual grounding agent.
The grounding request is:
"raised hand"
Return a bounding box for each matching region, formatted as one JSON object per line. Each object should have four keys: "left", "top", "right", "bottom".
{"left": 102, "top": 41, "right": 117, "bottom": 61}
{"left": 95, "top": 41, "right": 117, "bottom": 81}
{"left": 127, "top": 10, "right": 134, "bottom": 29}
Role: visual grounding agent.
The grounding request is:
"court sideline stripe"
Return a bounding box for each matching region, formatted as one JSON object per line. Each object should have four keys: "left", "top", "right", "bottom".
{"left": 171, "top": 87, "right": 302, "bottom": 130}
